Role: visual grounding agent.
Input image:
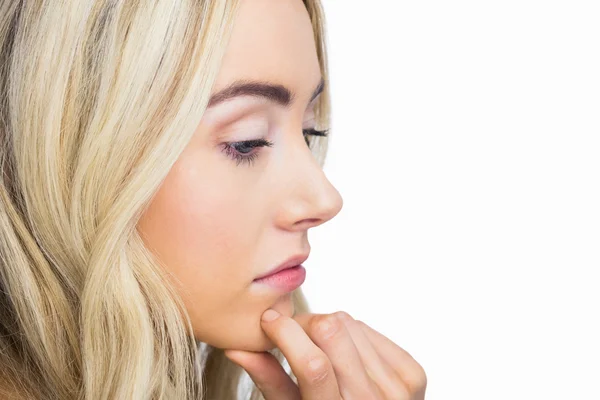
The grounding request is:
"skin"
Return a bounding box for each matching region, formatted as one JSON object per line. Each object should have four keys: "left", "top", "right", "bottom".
{"left": 136, "top": 0, "right": 343, "bottom": 352}
{"left": 225, "top": 311, "right": 428, "bottom": 399}
{"left": 139, "top": 0, "right": 427, "bottom": 397}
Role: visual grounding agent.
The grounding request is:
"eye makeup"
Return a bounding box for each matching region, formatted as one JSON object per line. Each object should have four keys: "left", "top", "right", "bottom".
{"left": 220, "top": 128, "right": 329, "bottom": 167}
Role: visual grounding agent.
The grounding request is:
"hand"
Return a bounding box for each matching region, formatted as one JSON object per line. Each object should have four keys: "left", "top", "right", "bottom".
{"left": 224, "top": 310, "right": 427, "bottom": 399}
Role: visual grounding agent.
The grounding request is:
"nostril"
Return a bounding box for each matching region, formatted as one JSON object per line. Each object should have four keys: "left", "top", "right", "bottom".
{"left": 295, "top": 218, "right": 322, "bottom": 230}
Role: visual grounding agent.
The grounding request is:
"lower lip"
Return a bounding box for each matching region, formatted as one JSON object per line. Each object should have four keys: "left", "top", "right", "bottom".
{"left": 253, "top": 265, "right": 306, "bottom": 292}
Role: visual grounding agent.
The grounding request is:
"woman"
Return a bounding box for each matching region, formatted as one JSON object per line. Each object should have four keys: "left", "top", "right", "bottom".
{"left": 0, "top": 0, "right": 427, "bottom": 398}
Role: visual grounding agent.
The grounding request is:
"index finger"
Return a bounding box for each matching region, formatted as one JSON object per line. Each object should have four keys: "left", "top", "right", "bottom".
{"left": 260, "top": 309, "right": 340, "bottom": 399}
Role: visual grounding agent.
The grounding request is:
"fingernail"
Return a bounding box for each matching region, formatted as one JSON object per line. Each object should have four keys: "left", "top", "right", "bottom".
{"left": 262, "top": 309, "right": 280, "bottom": 322}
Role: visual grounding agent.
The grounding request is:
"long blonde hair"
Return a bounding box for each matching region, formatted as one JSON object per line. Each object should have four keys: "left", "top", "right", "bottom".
{"left": 0, "top": 0, "right": 331, "bottom": 399}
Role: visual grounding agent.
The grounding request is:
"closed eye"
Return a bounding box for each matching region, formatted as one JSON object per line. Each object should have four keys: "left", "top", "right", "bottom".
{"left": 302, "top": 127, "right": 329, "bottom": 146}
{"left": 221, "top": 128, "right": 330, "bottom": 167}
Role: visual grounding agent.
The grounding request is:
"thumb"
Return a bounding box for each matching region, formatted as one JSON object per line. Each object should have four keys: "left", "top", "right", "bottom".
{"left": 224, "top": 349, "right": 300, "bottom": 399}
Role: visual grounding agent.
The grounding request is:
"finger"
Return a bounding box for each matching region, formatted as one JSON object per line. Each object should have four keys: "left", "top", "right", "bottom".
{"left": 357, "top": 320, "right": 428, "bottom": 396}
{"left": 293, "top": 311, "right": 379, "bottom": 399}
{"left": 336, "top": 313, "right": 410, "bottom": 399}
{"left": 260, "top": 309, "right": 341, "bottom": 399}
{"left": 224, "top": 349, "right": 300, "bottom": 400}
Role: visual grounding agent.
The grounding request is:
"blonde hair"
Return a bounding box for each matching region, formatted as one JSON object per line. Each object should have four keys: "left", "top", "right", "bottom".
{"left": 0, "top": 0, "right": 331, "bottom": 399}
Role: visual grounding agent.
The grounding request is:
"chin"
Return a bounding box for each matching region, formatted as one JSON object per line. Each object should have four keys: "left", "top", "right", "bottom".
{"left": 198, "top": 325, "right": 277, "bottom": 352}
{"left": 234, "top": 330, "right": 278, "bottom": 352}
{"left": 198, "top": 297, "right": 295, "bottom": 352}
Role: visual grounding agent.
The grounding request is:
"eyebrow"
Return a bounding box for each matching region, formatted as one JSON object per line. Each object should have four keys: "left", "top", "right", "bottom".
{"left": 207, "top": 77, "right": 324, "bottom": 108}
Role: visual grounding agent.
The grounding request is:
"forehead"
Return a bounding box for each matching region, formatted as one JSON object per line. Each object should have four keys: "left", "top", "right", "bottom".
{"left": 212, "top": 0, "right": 321, "bottom": 99}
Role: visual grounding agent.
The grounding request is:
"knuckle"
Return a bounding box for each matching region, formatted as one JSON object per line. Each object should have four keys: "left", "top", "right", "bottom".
{"left": 378, "top": 370, "right": 411, "bottom": 400}
{"left": 334, "top": 310, "right": 354, "bottom": 323}
{"left": 311, "top": 313, "right": 344, "bottom": 341}
{"left": 405, "top": 363, "right": 428, "bottom": 392}
{"left": 304, "top": 355, "right": 332, "bottom": 386}
{"left": 386, "top": 383, "right": 411, "bottom": 400}
{"left": 356, "top": 319, "right": 368, "bottom": 329}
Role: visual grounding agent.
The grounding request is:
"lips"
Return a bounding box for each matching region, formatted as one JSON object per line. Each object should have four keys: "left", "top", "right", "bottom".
{"left": 254, "top": 253, "right": 309, "bottom": 280}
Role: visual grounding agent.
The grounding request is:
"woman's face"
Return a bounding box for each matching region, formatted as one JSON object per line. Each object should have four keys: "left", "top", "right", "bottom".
{"left": 136, "top": 0, "right": 342, "bottom": 352}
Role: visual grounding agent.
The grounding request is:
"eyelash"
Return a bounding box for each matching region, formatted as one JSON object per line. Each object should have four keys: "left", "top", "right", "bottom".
{"left": 221, "top": 128, "right": 329, "bottom": 167}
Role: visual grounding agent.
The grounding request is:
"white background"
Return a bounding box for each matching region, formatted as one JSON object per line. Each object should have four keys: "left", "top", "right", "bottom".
{"left": 303, "top": 1, "right": 600, "bottom": 399}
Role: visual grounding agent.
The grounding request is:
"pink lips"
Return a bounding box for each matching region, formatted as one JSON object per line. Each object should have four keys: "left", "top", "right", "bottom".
{"left": 253, "top": 253, "right": 309, "bottom": 280}
{"left": 253, "top": 253, "right": 309, "bottom": 292}
{"left": 253, "top": 265, "right": 306, "bottom": 292}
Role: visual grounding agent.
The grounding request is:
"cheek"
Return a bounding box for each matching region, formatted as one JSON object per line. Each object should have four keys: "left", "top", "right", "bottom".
{"left": 136, "top": 150, "right": 283, "bottom": 350}
{"left": 138, "top": 160, "right": 246, "bottom": 282}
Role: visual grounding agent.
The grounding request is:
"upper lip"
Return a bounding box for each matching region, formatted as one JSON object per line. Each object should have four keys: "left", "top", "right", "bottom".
{"left": 254, "top": 253, "right": 309, "bottom": 280}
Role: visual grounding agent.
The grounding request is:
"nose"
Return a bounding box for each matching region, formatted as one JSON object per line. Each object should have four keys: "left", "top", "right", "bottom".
{"left": 274, "top": 133, "right": 344, "bottom": 231}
